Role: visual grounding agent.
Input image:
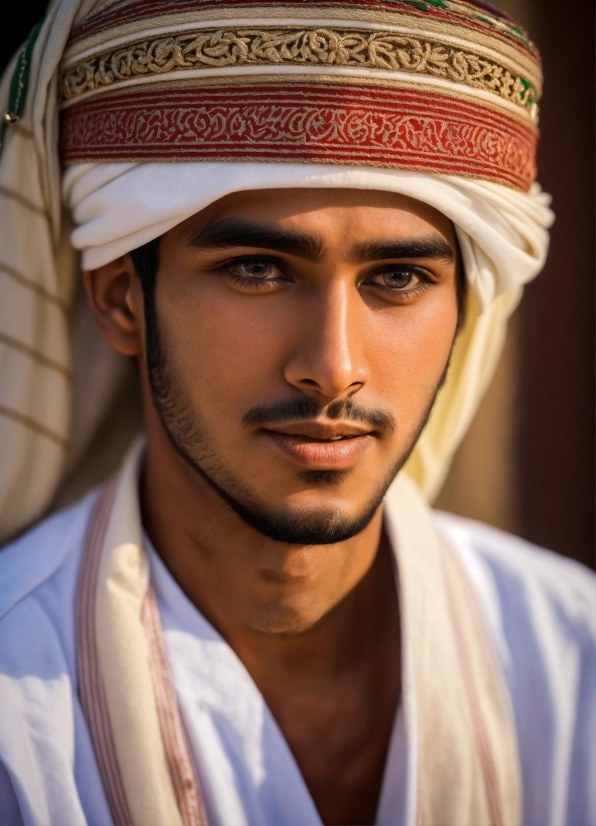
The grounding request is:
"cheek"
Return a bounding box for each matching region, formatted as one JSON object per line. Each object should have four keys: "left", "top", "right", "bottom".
{"left": 156, "top": 269, "right": 458, "bottom": 433}
{"left": 158, "top": 279, "right": 291, "bottom": 414}
{"left": 365, "top": 286, "right": 458, "bottom": 411}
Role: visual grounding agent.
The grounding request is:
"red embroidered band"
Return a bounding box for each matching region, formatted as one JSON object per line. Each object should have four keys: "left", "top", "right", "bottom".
{"left": 61, "top": 85, "right": 537, "bottom": 190}
{"left": 61, "top": 0, "right": 542, "bottom": 191}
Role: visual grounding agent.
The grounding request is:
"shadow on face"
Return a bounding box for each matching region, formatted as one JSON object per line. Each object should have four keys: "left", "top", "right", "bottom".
{"left": 139, "top": 187, "right": 461, "bottom": 543}
{"left": 86, "top": 187, "right": 460, "bottom": 545}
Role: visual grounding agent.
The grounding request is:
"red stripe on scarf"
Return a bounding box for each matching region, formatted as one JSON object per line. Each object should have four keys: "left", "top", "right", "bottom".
{"left": 76, "top": 484, "right": 207, "bottom": 826}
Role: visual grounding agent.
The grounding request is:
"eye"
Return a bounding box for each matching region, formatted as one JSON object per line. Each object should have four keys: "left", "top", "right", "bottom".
{"left": 228, "top": 259, "right": 283, "bottom": 281}
{"left": 219, "top": 257, "right": 289, "bottom": 292}
{"left": 367, "top": 266, "right": 424, "bottom": 292}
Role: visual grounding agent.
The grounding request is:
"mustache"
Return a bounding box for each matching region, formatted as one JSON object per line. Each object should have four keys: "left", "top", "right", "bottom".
{"left": 242, "top": 394, "right": 396, "bottom": 432}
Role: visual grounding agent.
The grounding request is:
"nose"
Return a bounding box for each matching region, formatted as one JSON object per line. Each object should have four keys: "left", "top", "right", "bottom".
{"left": 284, "top": 279, "right": 368, "bottom": 400}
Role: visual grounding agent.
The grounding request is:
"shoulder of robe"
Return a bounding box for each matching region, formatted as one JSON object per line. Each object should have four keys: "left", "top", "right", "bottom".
{"left": 432, "top": 512, "right": 596, "bottom": 826}
{"left": 431, "top": 509, "right": 596, "bottom": 750}
{"left": 432, "top": 510, "right": 596, "bottom": 644}
{"left": 0, "top": 490, "right": 99, "bottom": 623}
{"left": 0, "top": 492, "right": 103, "bottom": 826}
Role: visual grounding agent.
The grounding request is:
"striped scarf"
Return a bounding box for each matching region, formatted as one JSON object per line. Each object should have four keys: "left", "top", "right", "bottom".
{"left": 76, "top": 442, "right": 522, "bottom": 825}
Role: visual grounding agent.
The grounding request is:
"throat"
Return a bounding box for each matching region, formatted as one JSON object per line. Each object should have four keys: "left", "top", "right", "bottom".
{"left": 231, "top": 534, "right": 401, "bottom": 825}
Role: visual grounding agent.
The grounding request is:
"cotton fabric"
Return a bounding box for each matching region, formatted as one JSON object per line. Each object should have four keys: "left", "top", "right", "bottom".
{"left": 73, "top": 443, "right": 520, "bottom": 825}
{"left": 0, "top": 487, "right": 594, "bottom": 825}
{"left": 64, "top": 162, "right": 552, "bottom": 308}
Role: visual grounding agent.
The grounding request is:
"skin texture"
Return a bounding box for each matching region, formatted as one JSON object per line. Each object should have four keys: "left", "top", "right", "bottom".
{"left": 85, "top": 188, "right": 460, "bottom": 825}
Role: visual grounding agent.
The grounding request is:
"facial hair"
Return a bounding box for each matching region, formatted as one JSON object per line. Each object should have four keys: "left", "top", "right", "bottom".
{"left": 143, "top": 294, "right": 450, "bottom": 546}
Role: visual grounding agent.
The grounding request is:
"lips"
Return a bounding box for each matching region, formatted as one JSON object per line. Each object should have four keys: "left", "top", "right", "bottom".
{"left": 261, "top": 421, "right": 374, "bottom": 468}
{"left": 264, "top": 420, "right": 372, "bottom": 440}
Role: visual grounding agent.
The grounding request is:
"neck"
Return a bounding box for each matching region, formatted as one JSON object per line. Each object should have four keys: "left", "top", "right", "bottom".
{"left": 141, "top": 425, "right": 401, "bottom": 825}
{"left": 140, "top": 424, "right": 398, "bottom": 682}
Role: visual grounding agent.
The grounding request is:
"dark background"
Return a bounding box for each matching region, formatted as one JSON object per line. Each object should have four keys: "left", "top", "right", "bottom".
{"left": 3, "top": 1, "right": 594, "bottom": 568}
{"left": 515, "top": 0, "right": 595, "bottom": 569}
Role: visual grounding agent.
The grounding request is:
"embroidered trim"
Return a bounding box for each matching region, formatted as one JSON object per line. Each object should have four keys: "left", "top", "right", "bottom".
{"left": 1, "top": 19, "right": 44, "bottom": 151}
{"left": 441, "top": 538, "right": 510, "bottom": 826}
{"left": 60, "top": 84, "right": 537, "bottom": 190}
{"left": 70, "top": 0, "right": 538, "bottom": 58}
{"left": 77, "top": 483, "right": 208, "bottom": 826}
{"left": 142, "top": 592, "right": 208, "bottom": 826}
{"left": 60, "top": 25, "right": 537, "bottom": 112}
{"left": 76, "top": 482, "right": 131, "bottom": 826}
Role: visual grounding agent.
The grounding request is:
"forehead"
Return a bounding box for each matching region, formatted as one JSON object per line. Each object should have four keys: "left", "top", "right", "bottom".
{"left": 174, "top": 188, "right": 456, "bottom": 244}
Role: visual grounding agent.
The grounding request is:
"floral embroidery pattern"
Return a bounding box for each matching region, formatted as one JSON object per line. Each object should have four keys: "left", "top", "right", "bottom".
{"left": 61, "top": 27, "right": 537, "bottom": 111}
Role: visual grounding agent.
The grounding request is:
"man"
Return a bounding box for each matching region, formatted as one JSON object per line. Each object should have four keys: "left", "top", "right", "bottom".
{"left": 0, "top": 1, "right": 593, "bottom": 825}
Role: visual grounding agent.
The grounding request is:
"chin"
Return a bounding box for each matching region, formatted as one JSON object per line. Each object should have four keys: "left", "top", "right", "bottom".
{"left": 245, "top": 501, "right": 376, "bottom": 546}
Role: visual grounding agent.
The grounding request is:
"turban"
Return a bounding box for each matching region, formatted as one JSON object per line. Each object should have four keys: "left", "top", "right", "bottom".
{"left": 0, "top": 0, "right": 554, "bottom": 543}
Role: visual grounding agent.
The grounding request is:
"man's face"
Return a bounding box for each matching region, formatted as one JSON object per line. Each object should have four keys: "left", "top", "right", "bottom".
{"left": 145, "top": 188, "right": 460, "bottom": 544}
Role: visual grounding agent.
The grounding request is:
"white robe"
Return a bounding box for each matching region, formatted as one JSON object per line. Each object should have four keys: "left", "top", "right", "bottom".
{"left": 0, "top": 489, "right": 594, "bottom": 826}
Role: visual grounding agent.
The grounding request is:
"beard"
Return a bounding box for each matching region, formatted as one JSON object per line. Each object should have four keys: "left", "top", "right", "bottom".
{"left": 144, "top": 296, "right": 449, "bottom": 546}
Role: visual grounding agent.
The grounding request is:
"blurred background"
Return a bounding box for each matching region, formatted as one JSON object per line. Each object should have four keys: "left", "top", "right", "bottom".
{"left": 435, "top": 0, "right": 595, "bottom": 570}
{"left": 3, "top": 0, "right": 594, "bottom": 568}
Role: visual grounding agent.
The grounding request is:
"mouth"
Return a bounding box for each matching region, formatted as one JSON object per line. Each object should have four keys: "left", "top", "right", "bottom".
{"left": 261, "top": 421, "right": 374, "bottom": 468}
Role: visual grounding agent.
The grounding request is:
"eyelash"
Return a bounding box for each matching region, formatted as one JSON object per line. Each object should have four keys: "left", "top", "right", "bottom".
{"left": 367, "top": 266, "right": 432, "bottom": 301}
{"left": 218, "top": 257, "right": 287, "bottom": 291}
{"left": 217, "top": 257, "right": 434, "bottom": 300}
{"left": 228, "top": 273, "right": 277, "bottom": 292}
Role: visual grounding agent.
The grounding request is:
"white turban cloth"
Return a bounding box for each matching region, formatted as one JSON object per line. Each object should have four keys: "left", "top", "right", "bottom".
{"left": 0, "top": 0, "right": 554, "bottom": 543}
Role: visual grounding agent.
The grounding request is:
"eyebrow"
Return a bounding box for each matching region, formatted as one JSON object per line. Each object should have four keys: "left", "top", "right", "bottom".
{"left": 187, "top": 217, "right": 323, "bottom": 262}
{"left": 353, "top": 236, "right": 455, "bottom": 263}
{"left": 187, "top": 217, "right": 455, "bottom": 264}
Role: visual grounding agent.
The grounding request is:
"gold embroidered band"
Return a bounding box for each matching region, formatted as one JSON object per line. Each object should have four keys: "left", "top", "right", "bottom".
{"left": 60, "top": 26, "right": 538, "bottom": 119}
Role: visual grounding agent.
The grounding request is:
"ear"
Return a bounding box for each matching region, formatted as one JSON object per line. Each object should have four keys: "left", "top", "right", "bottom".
{"left": 84, "top": 254, "right": 144, "bottom": 357}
